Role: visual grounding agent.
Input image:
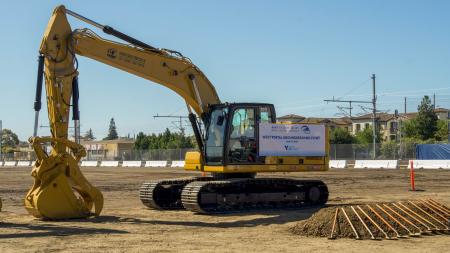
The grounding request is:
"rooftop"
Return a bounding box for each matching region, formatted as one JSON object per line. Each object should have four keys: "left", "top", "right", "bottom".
{"left": 81, "top": 138, "right": 135, "bottom": 145}
{"left": 277, "top": 114, "right": 305, "bottom": 121}
{"left": 278, "top": 107, "right": 448, "bottom": 125}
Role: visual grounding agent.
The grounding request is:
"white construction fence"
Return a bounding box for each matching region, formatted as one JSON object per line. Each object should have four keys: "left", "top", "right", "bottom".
{"left": 2, "top": 159, "right": 450, "bottom": 170}
{"left": 122, "top": 161, "right": 142, "bottom": 167}
{"left": 100, "top": 161, "right": 120, "bottom": 167}
{"left": 81, "top": 161, "right": 99, "bottom": 167}
{"left": 354, "top": 160, "right": 399, "bottom": 169}
{"left": 329, "top": 160, "right": 347, "bottom": 169}
{"left": 145, "top": 161, "right": 168, "bottom": 167}
{"left": 408, "top": 160, "right": 450, "bottom": 169}
{"left": 0, "top": 160, "right": 176, "bottom": 168}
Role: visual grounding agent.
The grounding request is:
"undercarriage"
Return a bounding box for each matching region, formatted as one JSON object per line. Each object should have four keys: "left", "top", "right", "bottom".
{"left": 140, "top": 175, "right": 328, "bottom": 214}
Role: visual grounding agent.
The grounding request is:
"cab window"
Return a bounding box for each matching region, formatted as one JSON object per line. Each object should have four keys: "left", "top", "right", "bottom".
{"left": 228, "top": 108, "right": 257, "bottom": 163}
{"left": 260, "top": 106, "right": 273, "bottom": 124}
{"left": 205, "top": 108, "right": 228, "bottom": 164}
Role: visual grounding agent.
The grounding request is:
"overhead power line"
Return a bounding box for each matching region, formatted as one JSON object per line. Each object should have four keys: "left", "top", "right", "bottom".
{"left": 153, "top": 114, "right": 190, "bottom": 135}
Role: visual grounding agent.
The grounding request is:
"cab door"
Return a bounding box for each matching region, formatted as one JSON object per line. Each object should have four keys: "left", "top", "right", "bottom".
{"left": 226, "top": 105, "right": 275, "bottom": 164}
{"left": 227, "top": 107, "right": 257, "bottom": 164}
{"left": 204, "top": 107, "right": 228, "bottom": 165}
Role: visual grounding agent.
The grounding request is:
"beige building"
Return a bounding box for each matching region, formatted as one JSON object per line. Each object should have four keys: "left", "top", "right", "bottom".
{"left": 434, "top": 108, "right": 450, "bottom": 120}
{"left": 81, "top": 138, "right": 134, "bottom": 160}
{"left": 399, "top": 108, "right": 449, "bottom": 121}
{"left": 277, "top": 114, "right": 306, "bottom": 123}
{"left": 13, "top": 143, "right": 36, "bottom": 161}
{"left": 351, "top": 113, "right": 397, "bottom": 141}
{"left": 351, "top": 108, "right": 449, "bottom": 142}
{"left": 279, "top": 107, "right": 449, "bottom": 142}
{"left": 8, "top": 138, "right": 135, "bottom": 161}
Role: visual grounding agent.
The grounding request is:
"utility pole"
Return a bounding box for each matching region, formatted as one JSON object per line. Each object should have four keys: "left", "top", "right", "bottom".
{"left": 0, "top": 120, "right": 2, "bottom": 161}
{"left": 404, "top": 97, "right": 407, "bottom": 114}
{"left": 433, "top": 93, "right": 436, "bottom": 109}
{"left": 349, "top": 101, "right": 352, "bottom": 117}
{"left": 371, "top": 74, "right": 377, "bottom": 159}
{"left": 324, "top": 74, "right": 378, "bottom": 158}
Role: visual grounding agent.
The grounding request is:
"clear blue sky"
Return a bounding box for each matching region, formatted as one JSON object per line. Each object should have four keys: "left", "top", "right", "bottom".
{"left": 1, "top": 0, "right": 450, "bottom": 141}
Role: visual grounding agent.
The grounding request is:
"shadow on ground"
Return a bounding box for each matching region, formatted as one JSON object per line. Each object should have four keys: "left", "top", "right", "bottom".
{"left": 71, "top": 206, "right": 324, "bottom": 228}
{"left": 0, "top": 222, "right": 128, "bottom": 239}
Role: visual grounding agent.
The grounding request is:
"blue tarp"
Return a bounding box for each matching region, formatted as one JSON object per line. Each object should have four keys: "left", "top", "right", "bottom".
{"left": 416, "top": 144, "right": 450, "bottom": 159}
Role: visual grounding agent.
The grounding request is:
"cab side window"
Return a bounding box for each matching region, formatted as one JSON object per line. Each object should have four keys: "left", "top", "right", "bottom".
{"left": 260, "top": 106, "right": 273, "bottom": 124}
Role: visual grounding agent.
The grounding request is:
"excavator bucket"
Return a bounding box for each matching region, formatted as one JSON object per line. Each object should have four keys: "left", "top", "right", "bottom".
{"left": 26, "top": 172, "right": 89, "bottom": 219}
{"left": 24, "top": 137, "right": 103, "bottom": 219}
{"left": 25, "top": 6, "right": 104, "bottom": 219}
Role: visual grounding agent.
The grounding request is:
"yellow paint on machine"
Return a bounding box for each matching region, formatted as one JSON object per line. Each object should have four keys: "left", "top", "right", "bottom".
{"left": 185, "top": 151, "right": 329, "bottom": 173}
{"left": 184, "top": 124, "right": 330, "bottom": 173}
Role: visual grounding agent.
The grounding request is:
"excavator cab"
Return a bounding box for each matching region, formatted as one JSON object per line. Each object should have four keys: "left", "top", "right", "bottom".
{"left": 204, "top": 103, "right": 276, "bottom": 166}
{"left": 185, "top": 102, "right": 329, "bottom": 175}
{"left": 144, "top": 102, "right": 329, "bottom": 213}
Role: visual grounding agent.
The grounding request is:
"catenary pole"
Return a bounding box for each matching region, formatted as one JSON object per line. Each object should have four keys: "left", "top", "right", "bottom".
{"left": 372, "top": 74, "right": 376, "bottom": 159}
{"left": 0, "top": 120, "right": 2, "bottom": 160}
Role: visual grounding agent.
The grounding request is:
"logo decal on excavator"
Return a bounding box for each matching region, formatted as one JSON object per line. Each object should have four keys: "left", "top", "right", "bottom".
{"left": 107, "top": 48, "right": 117, "bottom": 59}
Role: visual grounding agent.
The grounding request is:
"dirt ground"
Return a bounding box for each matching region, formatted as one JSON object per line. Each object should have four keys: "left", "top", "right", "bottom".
{"left": 1, "top": 167, "right": 449, "bottom": 253}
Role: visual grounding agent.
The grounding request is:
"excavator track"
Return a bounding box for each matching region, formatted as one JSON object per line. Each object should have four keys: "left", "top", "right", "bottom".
{"left": 139, "top": 177, "right": 212, "bottom": 210}
{"left": 181, "top": 178, "right": 329, "bottom": 214}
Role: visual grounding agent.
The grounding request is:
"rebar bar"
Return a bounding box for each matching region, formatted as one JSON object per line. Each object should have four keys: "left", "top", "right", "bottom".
{"left": 341, "top": 207, "right": 361, "bottom": 240}
{"left": 376, "top": 204, "right": 417, "bottom": 236}
{"left": 367, "top": 204, "right": 403, "bottom": 238}
{"left": 393, "top": 203, "right": 433, "bottom": 232}
{"left": 329, "top": 208, "right": 339, "bottom": 239}
{"left": 398, "top": 202, "right": 439, "bottom": 231}
{"left": 408, "top": 201, "right": 449, "bottom": 230}
{"left": 383, "top": 204, "right": 423, "bottom": 234}
{"left": 357, "top": 205, "right": 391, "bottom": 239}
{"left": 351, "top": 206, "right": 376, "bottom": 240}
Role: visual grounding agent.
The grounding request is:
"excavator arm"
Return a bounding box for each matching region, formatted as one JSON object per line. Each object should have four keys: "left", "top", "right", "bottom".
{"left": 25, "top": 5, "right": 220, "bottom": 219}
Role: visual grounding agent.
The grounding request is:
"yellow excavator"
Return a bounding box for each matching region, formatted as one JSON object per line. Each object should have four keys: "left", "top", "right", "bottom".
{"left": 25, "top": 5, "right": 329, "bottom": 219}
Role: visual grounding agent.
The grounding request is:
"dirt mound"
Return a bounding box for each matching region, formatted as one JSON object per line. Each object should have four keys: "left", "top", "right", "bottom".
{"left": 290, "top": 201, "right": 450, "bottom": 240}
{"left": 290, "top": 206, "right": 360, "bottom": 239}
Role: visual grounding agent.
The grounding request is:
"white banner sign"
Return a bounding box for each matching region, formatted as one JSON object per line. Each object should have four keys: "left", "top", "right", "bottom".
{"left": 259, "top": 123, "right": 326, "bottom": 156}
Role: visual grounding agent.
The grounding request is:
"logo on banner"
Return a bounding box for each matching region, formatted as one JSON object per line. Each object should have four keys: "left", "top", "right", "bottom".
{"left": 301, "top": 125, "right": 311, "bottom": 134}
{"left": 284, "top": 145, "right": 299, "bottom": 151}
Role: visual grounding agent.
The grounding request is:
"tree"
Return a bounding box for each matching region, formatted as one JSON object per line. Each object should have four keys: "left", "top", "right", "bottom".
{"left": 354, "top": 126, "right": 381, "bottom": 144}
{"left": 329, "top": 128, "right": 354, "bottom": 144}
{"left": 402, "top": 118, "right": 419, "bottom": 139}
{"left": 1, "top": 128, "right": 19, "bottom": 153}
{"left": 134, "top": 129, "right": 195, "bottom": 150}
{"left": 103, "top": 118, "right": 118, "bottom": 140}
{"left": 415, "top": 95, "right": 438, "bottom": 140}
{"left": 435, "top": 120, "right": 449, "bottom": 141}
{"left": 380, "top": 141, "right": 399, "bottom": 159}
{"left": 84, "top": 128, "right": 95, "bottom": 140}
{"left": 134, "top": 132, "right": 150, "bottom": 150}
